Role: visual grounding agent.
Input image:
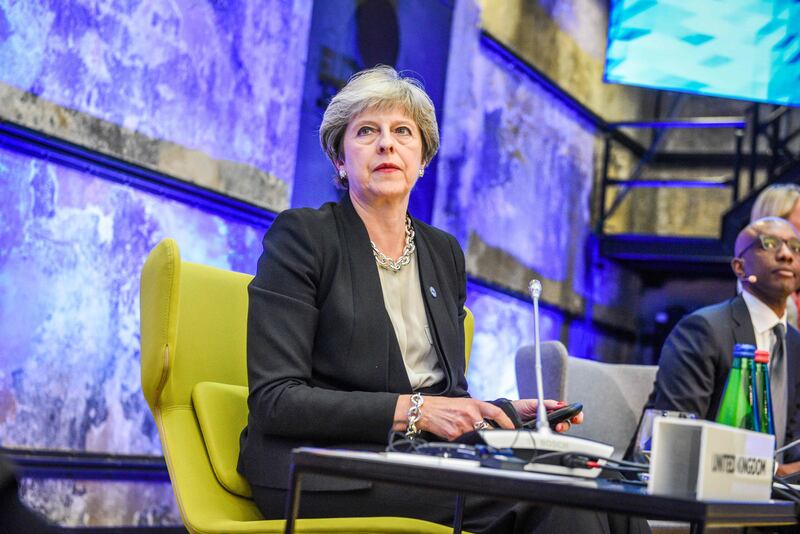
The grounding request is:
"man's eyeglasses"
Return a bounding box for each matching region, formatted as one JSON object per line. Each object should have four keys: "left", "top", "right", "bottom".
{"left": 736, "top": 233, "right": 800, "bottom": 257}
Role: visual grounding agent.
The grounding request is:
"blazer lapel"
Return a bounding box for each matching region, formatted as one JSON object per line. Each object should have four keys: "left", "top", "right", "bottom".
{"left": 337, "top": 195, "right": 411, "bottom": 393}
{"left": 731, "top": 294, "right": 757, "bottom": 347}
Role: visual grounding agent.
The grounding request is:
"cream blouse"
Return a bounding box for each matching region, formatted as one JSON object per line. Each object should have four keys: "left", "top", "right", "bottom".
{"left": 376, "top": 252, "right": 444, "bottom": 389}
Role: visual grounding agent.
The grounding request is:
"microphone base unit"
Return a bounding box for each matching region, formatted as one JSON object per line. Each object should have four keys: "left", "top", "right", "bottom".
{"left": 478, "top": 430, "right": 614, "bottom": 479}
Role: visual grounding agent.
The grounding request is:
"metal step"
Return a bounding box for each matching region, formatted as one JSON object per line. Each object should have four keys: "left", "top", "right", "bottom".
{"left": 599, "top": 234, "right": 731, "bottom": 277}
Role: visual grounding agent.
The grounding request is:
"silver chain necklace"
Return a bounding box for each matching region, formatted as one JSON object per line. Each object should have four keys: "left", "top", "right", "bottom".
{"left": 371, "top": 216, "right": 415, "bottom": 273}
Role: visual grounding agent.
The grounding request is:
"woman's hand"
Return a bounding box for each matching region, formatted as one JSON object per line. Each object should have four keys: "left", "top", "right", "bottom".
{"left": 511, "top": 399, "right": 584, "bottom": 433}
{"left": 393, "top": 395, "right": 514, "bottom": 441}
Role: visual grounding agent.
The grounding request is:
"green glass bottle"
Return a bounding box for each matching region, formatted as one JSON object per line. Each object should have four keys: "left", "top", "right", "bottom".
{"left": 753, "top": 349, "right": 775, "bottom": 435}
{"left": 716, "top": 344, "right": 756, "bottom": 430}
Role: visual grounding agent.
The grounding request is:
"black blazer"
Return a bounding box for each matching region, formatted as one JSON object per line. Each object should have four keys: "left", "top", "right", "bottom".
{"left": 643, "top": 294, "right": 800, "bottom": 462}
{"left": 238, "top": 195, "right": 470, "bottom": 490}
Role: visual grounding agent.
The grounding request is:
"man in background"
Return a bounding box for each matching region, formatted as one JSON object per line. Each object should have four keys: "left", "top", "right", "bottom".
{"left": 642, "top": 217, "right": 800, "bottom": 474}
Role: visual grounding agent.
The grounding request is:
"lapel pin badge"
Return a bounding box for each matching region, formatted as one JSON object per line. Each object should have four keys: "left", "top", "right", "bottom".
{"left": 429, "top": 286, "right": 437, "bottom": 298}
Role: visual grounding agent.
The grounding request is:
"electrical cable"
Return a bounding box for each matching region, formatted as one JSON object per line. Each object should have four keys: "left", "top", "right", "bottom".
{"left": 773, "top": 485, "right": 800, "bottom": 505}
{"left": 590, "top": 454, "right": 649, "bottom": 470}
{"left": 386, "top": 428, "right": 649, "bottom": 476}
{"left": 594, "top": 464, "right": 647, "bottom": 473}
{"left": 775, "top": 437, "right": 800, "bottom": 456}
{"left": 773, "top": 474, "right": 800, "bottom": 503}
{"left": 386, "top": 429, "right": 428, "bottom": 453}
{"left": 558, "top": 453, "right": 648, "bottom": 473}
{"left": 529, "top": 450, "right": 572, "bottom": 464}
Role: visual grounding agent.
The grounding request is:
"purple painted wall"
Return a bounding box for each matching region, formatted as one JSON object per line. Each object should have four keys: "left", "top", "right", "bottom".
{"left": 0, "top": 145, "right": 265, "bottom": 454}
{"left": 435, "top": 0, "right": 641, "bottom": 402}
{"left": 0, "top": 0, "right": 649, "bottom": 526}
{"left": 0, "top": 0, "right": 311, "bottom": 193}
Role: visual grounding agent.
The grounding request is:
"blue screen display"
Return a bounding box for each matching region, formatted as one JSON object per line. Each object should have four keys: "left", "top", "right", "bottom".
{"left": 605, "top": 0, "right": 800, "bottom": 106}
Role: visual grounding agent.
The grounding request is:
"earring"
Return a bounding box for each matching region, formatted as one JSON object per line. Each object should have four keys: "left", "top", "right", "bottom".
{"left": 418, "top": 167, "right": 425, "bottom": 178}
{"left": 338, "top": 168, "right": 347, "bottom": 180}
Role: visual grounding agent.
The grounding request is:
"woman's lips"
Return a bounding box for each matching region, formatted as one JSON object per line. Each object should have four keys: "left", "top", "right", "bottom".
{"left": 374, "top": 164, "right": 400, "bottom": 172}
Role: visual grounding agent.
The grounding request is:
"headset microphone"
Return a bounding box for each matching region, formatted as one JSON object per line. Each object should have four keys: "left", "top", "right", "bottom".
{"left": 747, "top": 275, "right": 758, "bottom": 284}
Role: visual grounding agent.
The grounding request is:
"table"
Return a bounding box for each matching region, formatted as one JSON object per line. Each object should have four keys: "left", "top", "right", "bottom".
{"left": 284, "top": 447, "right": 798, "bottom": 534}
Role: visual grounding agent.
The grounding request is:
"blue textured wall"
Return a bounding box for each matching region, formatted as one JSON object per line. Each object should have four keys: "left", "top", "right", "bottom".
{"left": 0, "top": 0, "right": 311, "bottom": 193}
{"left": 0, "top": 144, "right": 265, "bottom": 454}
{"left": 21, "top": 478, "right": 180, "bottom": 527}
{"left": 435, "top": 34, "right": 596, "bottom": 284}
{"left": 435, "top": 0, "right": 640, "bottom": 400}
{"left": 0, "top": 0, "right": 648, "bottom": 526}
{"left": 466, "top": 282, "right": 563, "bottom": 400}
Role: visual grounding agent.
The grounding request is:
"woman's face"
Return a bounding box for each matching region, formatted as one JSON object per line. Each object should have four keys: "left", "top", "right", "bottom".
{"left": 339, "top": 106, "right": 424, "bottom": 206}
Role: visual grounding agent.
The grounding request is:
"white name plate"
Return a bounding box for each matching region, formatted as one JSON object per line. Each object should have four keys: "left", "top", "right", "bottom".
{"left": 648, "top": 418, "right": 774, "bottom": 501}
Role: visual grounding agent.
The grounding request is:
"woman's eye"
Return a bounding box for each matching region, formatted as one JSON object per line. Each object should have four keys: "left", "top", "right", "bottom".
{"left": 396, "top": 126, "right": 411, "bottom": 135}
{"left": 357, "top": 126, "right": 374, "bottom": 135}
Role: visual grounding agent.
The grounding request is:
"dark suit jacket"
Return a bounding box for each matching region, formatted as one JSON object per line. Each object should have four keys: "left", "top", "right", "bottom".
{"left": 643, "top": 294, "right": 800, "bottom": 462}
{"left": 238, "top": 195, "right": 469, "bottom": 490}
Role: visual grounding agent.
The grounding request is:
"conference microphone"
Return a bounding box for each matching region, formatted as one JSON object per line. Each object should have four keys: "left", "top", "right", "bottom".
{"left": 475, "top": 278, "right": 614, "bottom": 478}
{"left": 527, "top": 279, "right": 550, "bottom": 434}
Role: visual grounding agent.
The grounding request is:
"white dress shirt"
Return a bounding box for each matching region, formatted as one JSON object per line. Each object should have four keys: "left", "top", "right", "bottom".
{"left": 741, "top": 289, "right": 787, "bottom": 356}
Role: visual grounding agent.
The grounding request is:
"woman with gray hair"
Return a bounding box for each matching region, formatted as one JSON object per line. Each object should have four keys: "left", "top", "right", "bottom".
{"left": 237, "top": 66, "right": 647, "bottom": 533}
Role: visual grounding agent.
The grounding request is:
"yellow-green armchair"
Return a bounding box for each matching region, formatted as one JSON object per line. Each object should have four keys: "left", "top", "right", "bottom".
{"left": 140, "top": 238, "right": 474, "bottom": 534}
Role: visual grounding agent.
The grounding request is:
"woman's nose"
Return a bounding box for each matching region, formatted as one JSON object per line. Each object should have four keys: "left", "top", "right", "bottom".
{"left": 377, "top": 131, "right": 394, "bottom": 152}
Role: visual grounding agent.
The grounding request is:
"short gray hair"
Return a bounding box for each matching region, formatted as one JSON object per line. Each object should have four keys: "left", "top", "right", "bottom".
{"left": 751, "top": 183, "right": 800, "bottom": 221}
{"left": 319, "top": 65, "right": 439, "bottom": 188}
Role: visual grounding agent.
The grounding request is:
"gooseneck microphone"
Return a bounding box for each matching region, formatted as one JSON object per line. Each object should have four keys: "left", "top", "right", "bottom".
{"left": 472, "top": 278, "right": 615, "bottom": 478}
{"left": 528, "top": 279, "right": 551, "bottom": 434}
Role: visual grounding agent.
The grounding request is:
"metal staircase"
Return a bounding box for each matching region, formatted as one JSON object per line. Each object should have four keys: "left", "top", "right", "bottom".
{"left": 596, "top": 101, "right": 800, "bottom": 277}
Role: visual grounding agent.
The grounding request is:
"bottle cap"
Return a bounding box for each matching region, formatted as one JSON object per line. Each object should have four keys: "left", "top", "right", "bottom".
{"left": 754, "top": 349, "right": 770, "bottom": 364}
{"left": 733, "top": 343, "right": 756, "bottom": 358}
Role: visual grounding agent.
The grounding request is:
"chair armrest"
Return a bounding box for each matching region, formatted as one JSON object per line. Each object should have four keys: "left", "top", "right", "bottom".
{"left": 193, "top": 381, "right": 252, "bottom": 498}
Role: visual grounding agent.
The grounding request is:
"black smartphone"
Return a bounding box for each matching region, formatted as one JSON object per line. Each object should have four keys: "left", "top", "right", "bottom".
{"left": 521, "top": 402, "right": 583, "bottom": 430}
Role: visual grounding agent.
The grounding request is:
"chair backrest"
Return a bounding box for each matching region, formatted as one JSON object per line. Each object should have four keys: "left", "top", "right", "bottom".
{"left": 565, "top": 357, "right": 657, "bottom": 459}
{"left": 464, "top": 307, "right": 474, "bottom": 372}
{"left": 141, "top": 238, "right": 478, "bottom": 532}
{"left": 141, "top": 240, "right": 252, "bottom": 409}
{"left": 514, "top": 340, "right": 657, "bottom": 459}
{"left": 141, "top": 238, "right": 264, "bottom": 531}
{"left": 514, "top": 341, "right": 568, "bottom": 400}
